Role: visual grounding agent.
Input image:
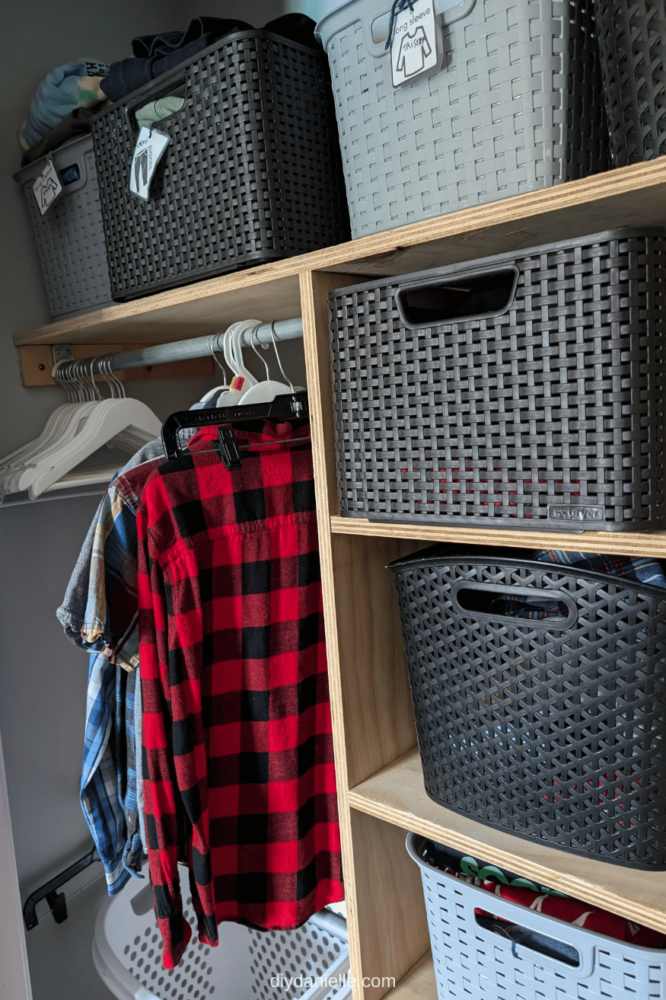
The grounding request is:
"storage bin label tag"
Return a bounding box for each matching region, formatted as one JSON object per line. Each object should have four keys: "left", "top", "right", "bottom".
{"left": 391, "top": 1, "right": 440, "bottom": 87}
{"left": 33, "top": 159, "right": 62, "bottom": 215}
{"left": 129, "top": 127, "right": 170, "bottom": 201}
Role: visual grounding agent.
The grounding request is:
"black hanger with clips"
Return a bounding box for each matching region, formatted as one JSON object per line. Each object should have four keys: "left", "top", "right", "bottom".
{"left": 162, "top": 391, "right": 310, "bottom": 469}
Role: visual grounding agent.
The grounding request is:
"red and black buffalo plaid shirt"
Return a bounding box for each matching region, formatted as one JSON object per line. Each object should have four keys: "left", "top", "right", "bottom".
{"left": 136, "top": 421, "right": 343, "bottom": 968}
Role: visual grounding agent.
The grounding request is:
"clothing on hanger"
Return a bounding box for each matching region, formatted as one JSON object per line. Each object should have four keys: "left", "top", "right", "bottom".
{"left": 137, "top": 420, "right": 343, "bottom": 968}
{"left": 58, "top": 437, "right": 164, "bottom": 893}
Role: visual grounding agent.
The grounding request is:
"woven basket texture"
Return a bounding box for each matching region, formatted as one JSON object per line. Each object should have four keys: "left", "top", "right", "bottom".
{"left": 329, "top": 229, "right": 666, "bottom": 533}
{"left": 320, "top": 0, "right": 610, "bottom": 237}
{"left": 594, "top": 0, "right": 666, "bottom": 166}
{"left": 392, "top": 548, "right": 666, "bottom": 868}
{"left": 92, "top": 30, "right": 349, "bottom": 301}
{"left": 15, "top": 135, "right": 113, "bottom": 319}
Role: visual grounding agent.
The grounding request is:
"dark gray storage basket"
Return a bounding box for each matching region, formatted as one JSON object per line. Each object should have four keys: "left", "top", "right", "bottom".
{"left": 390, "top": 544, "right": 666, "bottom": 868}
{"left": 329, "top": 228, "right": 666, "bottom": 533}
{"left": 91, "top": 29, "right": 350, "bottom": 302}
{"left": 593, "top": 0, "right": 666, "bottom": 166}
{"left": 14, "top": 134, "right": 114, "bottom": 319}
{"left": 316, "top": 0, "right": 610, "bottom": 238}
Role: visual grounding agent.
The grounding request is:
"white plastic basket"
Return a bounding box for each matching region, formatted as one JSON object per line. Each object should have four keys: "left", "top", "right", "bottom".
{"left": 93, "top": 874, "right": 350, "bottom": 1000}
{"left": 406, "top": 832, "right": 666, "bottom": 1000}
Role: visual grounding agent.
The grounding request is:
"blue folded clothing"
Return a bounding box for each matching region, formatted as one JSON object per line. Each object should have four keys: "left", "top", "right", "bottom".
{"left": 490, "top": 551, "right": 666, "bottom": 621}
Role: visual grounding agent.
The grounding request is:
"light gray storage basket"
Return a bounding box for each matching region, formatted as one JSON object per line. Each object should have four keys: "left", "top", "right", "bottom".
{"left": 316, "top": 0, "right": 610, "bottom": 238}
{"left": 14, "top": 134, "right": 114, "bottom": 319}
{"left": 406, "top": 832, "right": 666, "bottom": 1000}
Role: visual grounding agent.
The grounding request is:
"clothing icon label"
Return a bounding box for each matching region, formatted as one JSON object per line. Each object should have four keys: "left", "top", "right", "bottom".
{"left": 129, "top": 126, "right": 170, "bottom": 201}
{"left": 33, "top": 159, "right": 63, "bottom": 215}
{"left": 391, "top": 1, "right": 440, "bottom": 87}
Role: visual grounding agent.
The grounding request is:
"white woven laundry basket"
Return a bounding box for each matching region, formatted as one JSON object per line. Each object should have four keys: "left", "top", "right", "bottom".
{"left": 92, "top": 875, "right": 350, "bottom": 1000}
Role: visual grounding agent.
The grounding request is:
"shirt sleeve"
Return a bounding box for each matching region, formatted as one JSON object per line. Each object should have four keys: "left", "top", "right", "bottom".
{"left": 420, "top": 26, "right": 432, "bottom": 58}
{"left": 396, "top": 35, "right": 406, "bottom": 73}
{"left": 57, "top": 485, "right": 141, "bottom": 671}
{"left": 136, "top": 499, "right": 192, "bottom": 968}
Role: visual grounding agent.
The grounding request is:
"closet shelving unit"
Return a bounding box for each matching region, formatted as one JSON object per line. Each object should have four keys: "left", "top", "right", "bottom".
{"left": 14, "top": 158, "right": 666, "bottom": 1000}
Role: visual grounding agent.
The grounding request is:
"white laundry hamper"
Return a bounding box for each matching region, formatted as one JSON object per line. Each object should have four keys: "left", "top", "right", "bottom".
{"left": 93, "top": 874, "right": 350, "bottom": 1000}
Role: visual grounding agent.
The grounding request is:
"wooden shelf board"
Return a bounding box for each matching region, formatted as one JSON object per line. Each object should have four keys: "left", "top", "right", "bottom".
{"left": 349, "top": 747, "right": 666, "bottom": 935}
{"left": 14, "top": 159, "right": 666, "bottom": 348}
{"left": 13, "top": 271, "right": 304, "bottom": 347}
{"left": 385, "top": 953, "right": 435, "bottom": 1000}
{"left": 330, "top": 517, "right": 666, "bottom": 558}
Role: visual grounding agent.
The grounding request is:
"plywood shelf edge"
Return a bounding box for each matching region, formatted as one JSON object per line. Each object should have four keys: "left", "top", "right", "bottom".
{"left": 330, "top": 517, "right": 666, "bottom": 558}
{"left": 14, "top": 158, "right": 666, "bottom": 348}
{"left": 349, "top": 748, "right": 666, "bottom": 936}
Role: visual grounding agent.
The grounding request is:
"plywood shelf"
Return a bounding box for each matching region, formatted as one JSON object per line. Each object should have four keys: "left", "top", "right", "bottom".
{"left": 349, "top": 748, "right": 666, "bottom": 936}
{"left": 14, "top": 158, "right": 666, "bottom": 348}
{"left": 385, "top": 954, "right": 435, "bottom": 1000}
{"left": 330, "top": 517, "right": 666, "bottom": 558}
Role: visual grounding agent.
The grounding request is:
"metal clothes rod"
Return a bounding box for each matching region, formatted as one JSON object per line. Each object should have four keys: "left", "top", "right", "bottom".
{"left": 76, "top": 317, "right": 304, "bottom": 375}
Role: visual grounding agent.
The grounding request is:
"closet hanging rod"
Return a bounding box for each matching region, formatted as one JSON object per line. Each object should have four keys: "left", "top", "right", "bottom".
{"left": 53, "top": 317, "right": 304, "bottom": 376}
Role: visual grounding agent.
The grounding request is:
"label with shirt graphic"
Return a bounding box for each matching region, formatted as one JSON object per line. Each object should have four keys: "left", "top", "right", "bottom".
{"left": 391, "top": 0, "right": 441, "bottom": 87}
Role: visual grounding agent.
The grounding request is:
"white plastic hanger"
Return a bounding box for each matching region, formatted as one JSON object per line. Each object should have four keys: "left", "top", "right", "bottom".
{"left": 0, "top": 355, "right": 161, "bottom": 502}
{"left": 3, "top": 358, "right": 124, "bottom": 495}
{"left": 216, "top": 320, "right": 262, "bottom": 407}
{"left": 25, "top": 356, "right": 160, "bottom": 498}
{"left": 0, "top": 359, "right": 100, "bottom": 498}
{"left": 196, "top": 335, "right": 230, "bottom": 406}
{"left": 240, "top": 322, "right": 303, "bottom": 405}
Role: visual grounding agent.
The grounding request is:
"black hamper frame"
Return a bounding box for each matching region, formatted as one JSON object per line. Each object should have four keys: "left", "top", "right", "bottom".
{"left": 329, "top": 228, "right": 666, "bottom": 533}
{"left": 390, "top": 545, "right": 666, "bottom": 869}
{"left": 91, "top": 29, "right": 350, "bottom": 301}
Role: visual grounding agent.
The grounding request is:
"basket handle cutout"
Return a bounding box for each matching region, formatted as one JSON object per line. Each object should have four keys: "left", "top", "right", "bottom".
{"left": 450, "top": 580, "right": 578, "bottom": 630}
{"left": 406, "top": 833, "right": 597, "bottom": 980}
{"left": 123, "top": 75, "right": 188, "bottom": 133}
{"left": 475, "top": 913, "right": 581, "bottom": 969}
{"left": 396, "top": 265, "right": 518, "bottom": 329}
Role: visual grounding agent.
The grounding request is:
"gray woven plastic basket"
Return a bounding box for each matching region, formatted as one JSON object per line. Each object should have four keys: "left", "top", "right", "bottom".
{"left": 14, "top": 134, "right": 114, "bottom": 319}
{"left": 593, "top": 0, "right": 666, "bottom": 166}
{"left": 91, "top": 29, "right": 349, "bottom": 302}
{"left": 392, "top": 546, "right": 666, "bottom": 868}
{"left": 316, "top": 0, "right": 610, "bottom": 239}
{"left": 329, "top": 228, "right": 666, "bottom": 533}
{"left": 406, "top": 832, "right": 666, "bottom": 999}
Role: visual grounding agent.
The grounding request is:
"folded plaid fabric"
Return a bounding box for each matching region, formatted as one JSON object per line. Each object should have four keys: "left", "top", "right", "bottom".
{"left": 490, "top": 551, "right": 666, "bottom": 620}
{"left": 417, "top": 838, "right": 666, "bottom": 949}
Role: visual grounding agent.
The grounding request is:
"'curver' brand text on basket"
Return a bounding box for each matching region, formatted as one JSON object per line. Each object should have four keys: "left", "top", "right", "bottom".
{"left": 548, "top": 506, "right": 605, "bottom": 522}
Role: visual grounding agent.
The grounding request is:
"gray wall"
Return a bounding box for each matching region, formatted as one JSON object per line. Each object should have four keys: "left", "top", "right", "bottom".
{"left": 0, "top": 0, "right": 310, "bottom": 995}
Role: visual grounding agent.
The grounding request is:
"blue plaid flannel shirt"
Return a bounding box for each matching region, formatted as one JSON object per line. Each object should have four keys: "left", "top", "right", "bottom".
{"left": 58, "top": 439, "right": 163, "bottom": 894}
{"left": 491, "top": 550, "right": 666, "bottom": 620}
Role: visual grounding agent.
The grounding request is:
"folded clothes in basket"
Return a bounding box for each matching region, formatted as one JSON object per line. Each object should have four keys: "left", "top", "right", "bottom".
{"left": 101, "top": 14, "right": 321, "bottom": 101}
{"left": 19, "top": 59, "right": 110, "bottom": 151}
{"left": 490, "top": 551, "right": 666, "bottom": 620}
{"left": 417, "top": 838, "right": 666, "bottom": 949}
